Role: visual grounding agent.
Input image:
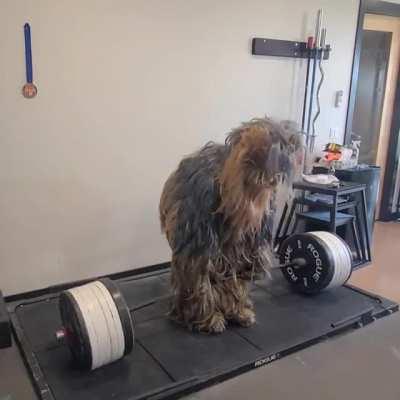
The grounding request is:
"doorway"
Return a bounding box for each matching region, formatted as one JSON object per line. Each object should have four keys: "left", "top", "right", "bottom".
{"left": 346, "top": 1, "right": 400, "bottom": 221}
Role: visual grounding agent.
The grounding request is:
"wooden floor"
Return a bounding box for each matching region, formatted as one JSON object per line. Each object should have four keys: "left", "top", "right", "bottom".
{"left": 350, "top": 221, "right": 400, "bottom": 302}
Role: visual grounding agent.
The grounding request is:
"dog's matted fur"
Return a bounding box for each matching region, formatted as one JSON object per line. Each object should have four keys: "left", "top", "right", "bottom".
{"left": 160, "top": 117, "right": 303, "bottom": 333}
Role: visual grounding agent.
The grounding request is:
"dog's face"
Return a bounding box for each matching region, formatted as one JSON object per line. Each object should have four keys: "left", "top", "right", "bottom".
{"left": 226, "top": 119, "right": 303, "bottom": 196}
{"left": 218, "top": 118, "right": 303, "bottom": 236}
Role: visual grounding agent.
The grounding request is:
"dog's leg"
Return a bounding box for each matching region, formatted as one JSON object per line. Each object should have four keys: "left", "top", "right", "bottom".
{"left": 170, "top": 255, "right": 227, "bottom": 334}
{"left": 216, "top": 277, "right": 256, "bottom": 328}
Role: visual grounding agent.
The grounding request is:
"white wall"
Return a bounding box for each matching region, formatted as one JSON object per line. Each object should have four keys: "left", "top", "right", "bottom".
{"left": 0, "top": 0, "right": 359, "bottom": 295}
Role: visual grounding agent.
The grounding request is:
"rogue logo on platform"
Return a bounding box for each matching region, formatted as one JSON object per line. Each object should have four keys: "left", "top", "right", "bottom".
{"left": 254, "top": 353, "right": 280, "bottom": 368}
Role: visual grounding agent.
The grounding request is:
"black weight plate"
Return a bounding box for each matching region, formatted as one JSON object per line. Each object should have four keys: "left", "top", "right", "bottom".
{"left": 59, "top": 291, "right": 92, "bottom": 369}
{"left": 279, "top": 233, "right": 335, "bottom": 294}
{"left": 99, "top": 278, "right": 134, "bottom": 356}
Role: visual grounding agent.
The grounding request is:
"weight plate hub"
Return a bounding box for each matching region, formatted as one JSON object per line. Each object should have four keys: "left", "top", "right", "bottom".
{"left": 279, "top": 231, "right": 352, "bottom": 294}
{"left": 59, "top": 278, "right": 134, "bottom": 370}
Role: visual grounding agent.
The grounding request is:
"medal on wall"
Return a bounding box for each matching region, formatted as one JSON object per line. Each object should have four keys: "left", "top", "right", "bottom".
{"left": 22, "top": 23, "right": 37, "bottom": 99}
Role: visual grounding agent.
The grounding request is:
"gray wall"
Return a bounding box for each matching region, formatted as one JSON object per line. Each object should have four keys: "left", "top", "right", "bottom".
{"left": 0, "top": 0, "right": 359, "bottom": 295}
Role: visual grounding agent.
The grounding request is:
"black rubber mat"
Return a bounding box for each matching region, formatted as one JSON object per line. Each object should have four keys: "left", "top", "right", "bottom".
{"left": 9, "top": 269, "right": 398, "bottom": 400}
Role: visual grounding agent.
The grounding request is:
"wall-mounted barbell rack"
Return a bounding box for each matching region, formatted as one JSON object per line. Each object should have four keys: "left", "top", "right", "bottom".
{"left": 252, "top": 9, "right": 332, "bottom": 158}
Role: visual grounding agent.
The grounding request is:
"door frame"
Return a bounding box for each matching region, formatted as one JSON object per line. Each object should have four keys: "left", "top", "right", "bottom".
{"left": 345, "top": 0, "right": 400, "bottom": 144}
{"left": 346, "top": 0, "right": 400, "bottom": 221}
{"left": 380, "top": 71, "right": 400, "bottom": 220}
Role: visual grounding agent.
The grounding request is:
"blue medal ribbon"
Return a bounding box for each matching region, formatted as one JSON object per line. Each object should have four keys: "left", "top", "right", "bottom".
{"left": 24, "top": 23, "right": 33, "bottom": 84}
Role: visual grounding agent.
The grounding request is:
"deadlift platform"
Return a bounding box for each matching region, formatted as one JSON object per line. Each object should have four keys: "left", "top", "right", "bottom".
{"left": 7, "top": 267, "right": 398, "bottom": 400}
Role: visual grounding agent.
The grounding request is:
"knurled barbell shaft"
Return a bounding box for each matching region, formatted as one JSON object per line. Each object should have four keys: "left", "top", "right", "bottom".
{"left": 271, "top": 257, "right": 307, "bottom": 269}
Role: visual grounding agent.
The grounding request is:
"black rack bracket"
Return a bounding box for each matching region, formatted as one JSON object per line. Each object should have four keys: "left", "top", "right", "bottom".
{"left": 252, "top": 38, "right": 331, "bottom": 60}
{"left": 0, "top": 290, "right": 11, "bottom": 348}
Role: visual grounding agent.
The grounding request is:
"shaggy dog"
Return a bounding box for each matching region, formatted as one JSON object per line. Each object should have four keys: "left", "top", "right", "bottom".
{"left": 160, "top": 118, "right": 303, "bottom": 333}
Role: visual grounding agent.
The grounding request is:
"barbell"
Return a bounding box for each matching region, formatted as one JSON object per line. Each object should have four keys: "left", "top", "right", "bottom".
{"left": 56, "top": 278, "right": 134, "bottom": 370}
{"left": 55, "top": 231, "right": 352, "bottom": 370}
{"left": 278, "top": 231, "right": 353, "bottom": 294}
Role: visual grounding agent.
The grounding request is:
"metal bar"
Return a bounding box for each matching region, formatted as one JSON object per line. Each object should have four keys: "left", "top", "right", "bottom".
{"left": 301, "top": 37, "right": 313, "bottom": 131}
{"left": 274, "top": 203, "right": 288, "bottom": 248}
{"left": 355, "top": 201, "right": 367, "bottom": 261}
{"left": 269, "top": 258, "right": 307, "bottom": 270}
{"left": 351, "top": 218, "right": 363, "bottom": 262}
{"left": 307, "top": 9, "right": 323, "bottom": 146}
{"left": 306, "top": 46, "right": 318, "bottom": 143}
{"left": 330, "top": 307, "right": 374, "bottom": 329}
{"left": 315, "top": 9, "right": 323, "bottom": 51}
{"left": 301, "top": 56, "right": 311, "bottom": 131}
{"left": 330, "top": 194, "right": 338, "bottom": 233}
{"left": 281, "top": 201, "right": 297, "bottom": 239}
{"left": 291, "top": 218, "right": 300, "bottom": 236}
{"left": 361, "top": 189, "right": 372, "bottom": 261}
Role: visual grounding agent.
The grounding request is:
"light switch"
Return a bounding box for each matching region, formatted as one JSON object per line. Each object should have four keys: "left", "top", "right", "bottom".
{"left": 335, "top": 90, "right": 344, "bottom": 108}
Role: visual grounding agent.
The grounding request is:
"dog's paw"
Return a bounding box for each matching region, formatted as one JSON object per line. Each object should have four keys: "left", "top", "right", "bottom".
{"left": 209, "top": 315, "right": 227, "bottom": 334}
{"left": 196, "top": 312, "right": 226, "bottom": 334}
{"left": 235, "top": 307, "right": 256, "bottom": 328}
